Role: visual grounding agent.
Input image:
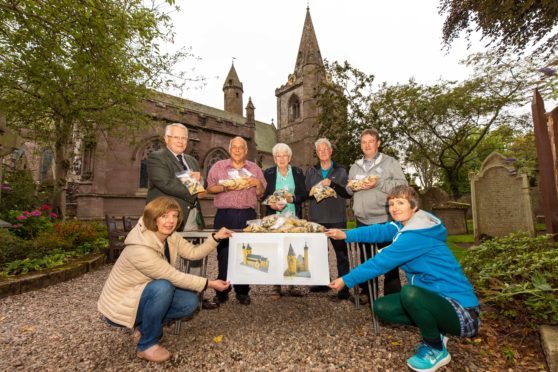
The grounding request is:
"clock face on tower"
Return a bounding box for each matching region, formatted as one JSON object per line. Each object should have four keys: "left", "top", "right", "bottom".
{"left": 287, "top": 73, "right": 296, "bottom": 86}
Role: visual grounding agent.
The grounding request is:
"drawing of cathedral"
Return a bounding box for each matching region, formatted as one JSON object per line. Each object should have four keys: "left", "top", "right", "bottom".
{"left": 240, "top": 243, "right": 269, "bottom": 273}
{"left": 283, "top": 242, "right": 311, "bottom": 278}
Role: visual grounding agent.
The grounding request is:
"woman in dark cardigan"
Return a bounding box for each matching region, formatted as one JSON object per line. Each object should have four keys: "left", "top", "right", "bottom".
{"left": 262, "top": 143, "right": 308, "bottom": 296}
{"left": 262, "top": 143, "right": 308, "bottom": 218}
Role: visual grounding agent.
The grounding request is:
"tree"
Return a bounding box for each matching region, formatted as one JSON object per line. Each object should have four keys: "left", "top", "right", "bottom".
{"left": 0, "top": 0, "right": 189, "bottom": 214}
{"left": 317, "top": 60, "right": 398, "bottom": 168}
{"left": 371, "top": 53, "right": 531, "bottom": 197}
{"left": 439, "top": 0, "right": 558, "bottom": 61}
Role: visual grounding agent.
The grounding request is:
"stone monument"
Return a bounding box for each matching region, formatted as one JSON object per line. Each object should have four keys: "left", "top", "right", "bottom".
{"left": 470, "top": 151, "right": 535, "bottom": 242}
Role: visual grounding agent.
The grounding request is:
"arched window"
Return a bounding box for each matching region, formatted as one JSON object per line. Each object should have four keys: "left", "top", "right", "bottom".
{"left": 139, "top": 140, "right": 163, "bottom": 188}
{"left": 288, "top": 94, "right": 301, "bottom": 122}
{"left": 203, "top": 148, "right": 229, "bottom": 180}
{"left": 39, "top": 149, "right": 53, "bottom": 183}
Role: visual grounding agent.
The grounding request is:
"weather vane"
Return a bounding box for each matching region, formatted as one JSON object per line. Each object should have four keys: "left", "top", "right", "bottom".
{"left": 232, "top": 57, "right": 236, "bottom": 65}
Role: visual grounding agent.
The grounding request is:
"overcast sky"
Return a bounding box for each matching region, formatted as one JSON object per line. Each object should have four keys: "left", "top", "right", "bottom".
{"left": 166, "top": 0, "right": 485, "bottom": 125}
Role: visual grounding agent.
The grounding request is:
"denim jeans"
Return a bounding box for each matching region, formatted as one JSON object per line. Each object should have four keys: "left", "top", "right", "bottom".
{"left": 135, "top": 279, "right": 199, "bottom": 352}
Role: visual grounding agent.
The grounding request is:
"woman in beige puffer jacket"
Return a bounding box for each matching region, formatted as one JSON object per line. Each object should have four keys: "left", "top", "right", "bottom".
{"left": 98, "top": 196, "right": 232, "bottom": 362}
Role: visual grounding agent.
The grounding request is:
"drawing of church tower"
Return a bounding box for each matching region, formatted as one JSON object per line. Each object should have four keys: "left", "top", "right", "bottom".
{"left": 242, "top": 243, "right": 253, "bottom": 265}
{"left": 286, "top": 244, "right": 297, "bottom": 275}
{"left": 275, "top": 7, "right": 326, "bottom": 170}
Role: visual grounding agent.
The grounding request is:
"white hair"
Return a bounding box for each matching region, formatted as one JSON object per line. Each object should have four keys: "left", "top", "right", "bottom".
{"left": 229, "top": 136, "right": 248, "bottom": 151}
{"left": 272, "top": 143, "right": 292, "bottom": 158}
{"left": 314, "top": 138, "right": 332, "bottom": 150}
{"left": 165, "top": 123, "right": 188, "bottom": 136}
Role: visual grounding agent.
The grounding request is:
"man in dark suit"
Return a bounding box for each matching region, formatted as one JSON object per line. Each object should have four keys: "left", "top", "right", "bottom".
{"left": 146, "top": 123, "right": 218, "bottom": 310}
{"left": 146, "top": 123, "right": 204, "bottom": 231}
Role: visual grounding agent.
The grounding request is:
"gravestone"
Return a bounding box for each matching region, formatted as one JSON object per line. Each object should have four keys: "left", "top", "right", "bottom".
{"left": 420, "top": 187, "right": 449, "bottom": 213}
{"left": 432, "top": 201, "right": 470, "bottom": 235}
{"left": 470, "top": 152, "right": 535, "bottom": 242}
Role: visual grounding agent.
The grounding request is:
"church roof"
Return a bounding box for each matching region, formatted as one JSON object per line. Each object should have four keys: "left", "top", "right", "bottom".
{"left": 255, "top": 121, "right": 276, "bottom": 154}
{"left": 223, "top": 63, "right": 243, "bottom": 91}
{"left": 147, "top": 90, "right": 276, "bottom": 154}
{"left": 294, "top": 7, "right": 323, "bottom": 74}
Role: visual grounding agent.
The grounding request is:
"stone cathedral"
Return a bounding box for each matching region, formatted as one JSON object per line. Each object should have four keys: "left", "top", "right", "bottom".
{"left": 11, "top": 7, "right": 326, "bottom": 224}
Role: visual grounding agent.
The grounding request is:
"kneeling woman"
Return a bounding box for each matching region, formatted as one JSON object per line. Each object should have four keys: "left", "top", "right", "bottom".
{"left": 327, "top": 186, "right": 479, "bottom": 372}
{"left": 98, "top": 196, "right": 232, "bottom": 363}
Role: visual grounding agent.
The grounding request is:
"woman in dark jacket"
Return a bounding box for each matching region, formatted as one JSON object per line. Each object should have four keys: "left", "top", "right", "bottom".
{"left": 262, "top": 143, "right": 308, "bottom": 297}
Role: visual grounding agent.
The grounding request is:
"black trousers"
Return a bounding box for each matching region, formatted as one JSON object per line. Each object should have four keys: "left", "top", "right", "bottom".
{"left": 321, "top": 222, "right": 350, "bottom": 297}
{"left": 213, "top": 208, "right": 257, "bottom": 297}
{"left": 357, "top": 220, "right": 402, "bottom": 296}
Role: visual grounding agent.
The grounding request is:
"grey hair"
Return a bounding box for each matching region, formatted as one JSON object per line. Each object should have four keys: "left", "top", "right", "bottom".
{"left": 165, "top": 123, "right": 188, "bottom": 136}
{"left": 272, "top": 143, "right": 292, "bottom": 158}
{"left": 229, "top": 136, "right": 248, "bottom": 151}
{"left": 314, "top": 138, "right": 332, "bottom": 150}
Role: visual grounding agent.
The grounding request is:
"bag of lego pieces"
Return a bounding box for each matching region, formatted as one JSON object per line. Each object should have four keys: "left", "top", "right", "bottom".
{"left": 176, "top": 170, "right": 205, "bottom": 195}
{"left": 347, "top": 174, "right": 379, "bottom": 191}
{"left": 309, "top": 182, "right": 337, "bottom": 202}
{"left": 218, "top": 168, "right": 254, "bottom": 190}
{"left": 262, "top": 187, "right": 291, "bottom": 206}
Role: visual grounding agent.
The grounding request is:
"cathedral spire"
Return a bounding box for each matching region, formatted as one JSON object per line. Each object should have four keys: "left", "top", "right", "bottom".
{"left": 294, "top": 7, "right": 323, "bottom": 75}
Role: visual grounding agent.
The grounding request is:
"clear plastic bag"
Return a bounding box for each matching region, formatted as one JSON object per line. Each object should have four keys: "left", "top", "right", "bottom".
{"left": 176, "top": 170, "right": 205, "bottom": 195}
{"left": 347, "top": 174, "right": 380, "bottom": 191}
{"left": 262, "top": 187, "right": 291, "bottom": 206}
{"left": 309, "top": 182, "right": 337, "bottom": 202}
{"left": 242, "top": 215, "right": 326, "bottom": 233}
{"left": 218, "top": 168, "right": 255, "bottom": 190}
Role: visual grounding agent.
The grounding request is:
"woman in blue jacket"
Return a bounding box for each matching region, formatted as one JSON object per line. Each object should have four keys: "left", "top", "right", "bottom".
{"left": 327, "top": 185, "right": 480, "bottom": 372}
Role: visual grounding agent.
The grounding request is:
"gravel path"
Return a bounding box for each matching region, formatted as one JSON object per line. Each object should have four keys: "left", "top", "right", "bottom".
{"left": 0, "top": 249, "right": 486, "bottom": 371}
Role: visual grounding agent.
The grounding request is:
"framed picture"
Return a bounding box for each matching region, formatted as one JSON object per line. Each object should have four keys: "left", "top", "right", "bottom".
{"left": 227, "top": 233, "right": 330, "bottom": 285}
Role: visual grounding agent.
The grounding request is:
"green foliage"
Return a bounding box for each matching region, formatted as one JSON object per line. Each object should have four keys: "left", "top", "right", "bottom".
{"left": 370, "top": 52, "right": 531, "bottom": 197}
{"left": 447, "top": 234, "right": 474, "bottom": 244}
{"left": 317, "top": 60, "right": 389, "bottom": 168}
{"left": 0, "top": 229, "right": 34, "bottom": 265}
{"left": 0, "top": 217, "right": 107, "bottom": 270}
{"left": 2, "top": 250, "right": 76, "bottom": 276}
{"left": 53, "top": 220, "right": 102, "bottom": 247}
{"left": 501, "top": 344, "right": 516, "bottom": 365}
{"left": 439, "top": 0, "right": 558, "bottom": 61}
{"left": 0, "top": 170, "right": 44, "bottom": 216}
{"left": 1, "top": 237, "right": 107, "bottom": 276}
{"left": 5, "top": 205, "right": 57, "bottom": 239}
{"left": 462, "top": 233, "right": 558, "bottom": 325}
{"left": 0, "top": 0, "right": 195, "bottom": 213}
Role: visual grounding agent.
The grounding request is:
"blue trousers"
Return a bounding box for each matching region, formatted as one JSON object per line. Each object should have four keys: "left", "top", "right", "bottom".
{"left": 135, "top": 279, "right": 199, "bottom": 352}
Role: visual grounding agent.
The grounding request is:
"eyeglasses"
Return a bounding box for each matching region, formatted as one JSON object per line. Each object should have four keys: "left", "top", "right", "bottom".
{"left": 167, "top": 135, "right": 188, "bottom": 142}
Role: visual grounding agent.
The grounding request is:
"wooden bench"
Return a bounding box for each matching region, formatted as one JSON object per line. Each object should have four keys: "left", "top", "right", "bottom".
{"left": 105, "top": 215, "right": 128, "bottom": 262}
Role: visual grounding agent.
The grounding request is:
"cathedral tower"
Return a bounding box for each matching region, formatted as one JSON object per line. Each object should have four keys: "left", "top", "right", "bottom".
{"left": 275, "top": 7, "right": 326, "bottom": 170}
{"left": 223, "top": 63, "right": 244, "bottom": 116}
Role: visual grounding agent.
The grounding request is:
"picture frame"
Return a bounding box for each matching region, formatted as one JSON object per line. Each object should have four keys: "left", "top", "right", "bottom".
{"left": 227, "top": 233, "right": 330, "bottom": 285}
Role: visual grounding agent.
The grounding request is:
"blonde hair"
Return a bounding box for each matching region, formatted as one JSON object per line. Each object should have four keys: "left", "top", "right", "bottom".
{"left": 143, "top": 196, "right": 183, "bottom": 232}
